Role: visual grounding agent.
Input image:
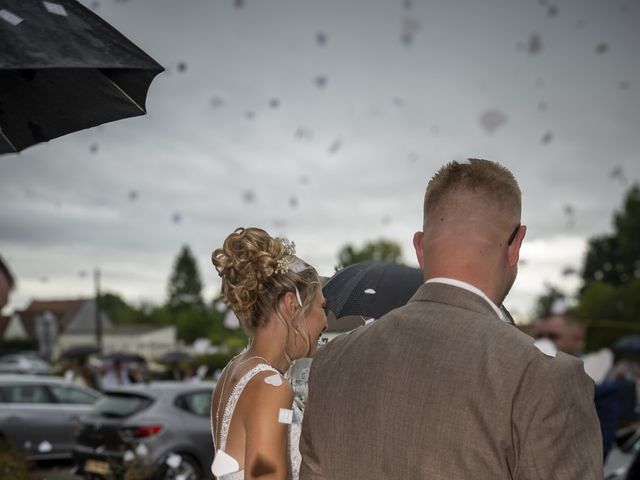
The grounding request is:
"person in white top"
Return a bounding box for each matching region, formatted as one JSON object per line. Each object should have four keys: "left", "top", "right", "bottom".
{"left": 210, "top": 228, "right": 327, "bottom": 480}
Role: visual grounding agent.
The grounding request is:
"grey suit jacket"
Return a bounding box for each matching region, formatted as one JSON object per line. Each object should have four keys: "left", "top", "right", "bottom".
{"left": 300, "top": 282, "right": 602, "bottom": 479}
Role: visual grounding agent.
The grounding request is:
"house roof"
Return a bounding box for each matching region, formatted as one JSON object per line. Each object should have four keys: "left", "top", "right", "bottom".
{"left": 18, "top": 299, "right": 87, "bottom": 337}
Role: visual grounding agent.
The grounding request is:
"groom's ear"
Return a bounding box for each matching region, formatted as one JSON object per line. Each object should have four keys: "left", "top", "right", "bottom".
{"left": 413, "top": 231, "right": 425, "bottom": 270}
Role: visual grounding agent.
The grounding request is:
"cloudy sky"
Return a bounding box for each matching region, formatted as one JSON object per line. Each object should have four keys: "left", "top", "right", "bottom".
{"left": 1, "top": 0, "right": 639, "bottom": 320}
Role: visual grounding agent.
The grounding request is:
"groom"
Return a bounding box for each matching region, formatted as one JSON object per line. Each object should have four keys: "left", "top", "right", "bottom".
{"left": 300, "top": 159, "right": 602, "bottom": 479}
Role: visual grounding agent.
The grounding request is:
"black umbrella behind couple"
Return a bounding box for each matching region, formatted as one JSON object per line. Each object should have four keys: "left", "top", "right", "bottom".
{"left": 323, "top": 261, "right": 515, "bottom": 332}
{"left": 0, "top": 0, "right": 163, "bottom": 154}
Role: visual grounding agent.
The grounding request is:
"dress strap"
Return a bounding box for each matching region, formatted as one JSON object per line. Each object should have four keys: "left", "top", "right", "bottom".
{"left": 217, "top": 364, "right": 280, "bottom": 451}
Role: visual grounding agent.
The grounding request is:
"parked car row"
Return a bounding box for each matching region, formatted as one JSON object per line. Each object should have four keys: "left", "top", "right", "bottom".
{"left": 0, "top": 374, "right": 215, "bottom": 480}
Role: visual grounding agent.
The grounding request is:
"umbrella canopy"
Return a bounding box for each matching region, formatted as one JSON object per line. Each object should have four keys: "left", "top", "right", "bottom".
{"left": 99, "top": 352, "right": 146, "bottom": 364}
{"left": 613, "top": 335, "right": 640, "bottom": 353}
{"left": 59, "top": 344, "right": 100, "bottom": 359}
{"left": 0, "top": 0, "right": 163, "bottom": 153}
{"left": 159, "top": 350, "right": 192, "bottom": 364}
{"left": 322, "top": 261, "right": 424, "bottom": 324}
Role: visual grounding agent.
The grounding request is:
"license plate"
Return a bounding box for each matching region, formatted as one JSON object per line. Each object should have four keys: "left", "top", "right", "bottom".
{"left": 85, "top": 459, "right": 110, "bottom": 475}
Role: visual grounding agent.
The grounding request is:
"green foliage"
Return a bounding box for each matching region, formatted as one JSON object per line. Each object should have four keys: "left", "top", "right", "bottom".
{"left": 336, "top": 238, "right": 403, "bottom": 270}
{"left": 576, "top": 280, "right": 640, "bottom": 322}
{"left": 167, "top": 245, "right": 204, "bottom": 310}
{"left": 99, "top": 292, "right": 140, "bottom": 325}
{"left": 576, "top": 185, "right": 640, "bottom": 349}
{"left": 581, "top": 184, "right": 640, "bottom": 290}
{"left": 533, "top": 284, "right": 566, "bottom": 318}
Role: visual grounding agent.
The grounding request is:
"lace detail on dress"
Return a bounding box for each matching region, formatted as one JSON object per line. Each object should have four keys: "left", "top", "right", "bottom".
{"left": 218, "top": 363, "right": 279, "bottom": 451}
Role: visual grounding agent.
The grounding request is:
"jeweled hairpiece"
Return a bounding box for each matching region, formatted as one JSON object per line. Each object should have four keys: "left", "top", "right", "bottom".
{"left": 275, "top": 238, "right": 307, "bottom": 275}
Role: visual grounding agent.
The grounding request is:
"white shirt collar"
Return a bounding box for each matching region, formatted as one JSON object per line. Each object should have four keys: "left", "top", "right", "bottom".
{"left": 424, "top": 277, "right": 509, "bottom": 323}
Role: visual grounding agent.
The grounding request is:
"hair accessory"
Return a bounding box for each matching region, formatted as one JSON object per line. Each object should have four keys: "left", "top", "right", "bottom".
{"left": 295, "top": 287, "right": 303, "bottom": 307}
{"left": 275, "top": 238, "right": 297, "bottom": 274}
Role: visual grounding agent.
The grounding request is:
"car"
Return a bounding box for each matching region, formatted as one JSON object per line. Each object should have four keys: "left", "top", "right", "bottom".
{"left": 74, "top": 381, "right": 215, "bottom": 480}
{"left": 0, "top": 374, "right": 102, "bottom": 461}
{"left": 0, "top": 353, "right": 54, "bottom": 375}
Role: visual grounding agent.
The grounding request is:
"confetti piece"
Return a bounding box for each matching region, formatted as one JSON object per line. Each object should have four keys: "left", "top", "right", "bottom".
{"left": 479, "top": 109, "right": 507, "bottom": 134}
{"left": 364, "top": 288, "right": 376, "bottom": 295}
{"left": 0, "top": 9, "right": 23, "bottom": 25}
{"left": 166, "top": 453, "right": 182, "bottom": 468}
{"left": 265, "top": 373, "right": 283, "bottom": 386}
{"left": 43, "top": 2, "right": 67, "bottom": 16}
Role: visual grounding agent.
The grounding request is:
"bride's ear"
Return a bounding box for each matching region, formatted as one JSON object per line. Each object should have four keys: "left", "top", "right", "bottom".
{"left": 281, "top": 291, "right": 298, "bottom": 318}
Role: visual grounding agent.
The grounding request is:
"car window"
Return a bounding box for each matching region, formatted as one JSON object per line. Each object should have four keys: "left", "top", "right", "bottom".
{"left": 0, "top": 384, "right": 53, "bottom": 403}
{"left": 48, "top": 385, "right": 100, "bottom": 404}
{"left": 95, "top": 393, "right": 153, "bottom": 417}
{"left": 176, "top": 391, "right": 212, "bottom": 417}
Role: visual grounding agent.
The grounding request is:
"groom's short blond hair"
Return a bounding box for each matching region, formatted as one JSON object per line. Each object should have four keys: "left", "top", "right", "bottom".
{"left": 423, "top": 159, "right": 521, "bottom": 225}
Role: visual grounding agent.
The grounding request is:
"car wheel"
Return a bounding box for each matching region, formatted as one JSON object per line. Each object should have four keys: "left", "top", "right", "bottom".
{"left": 156, "top": 453, "right": 201, "bottom": 480}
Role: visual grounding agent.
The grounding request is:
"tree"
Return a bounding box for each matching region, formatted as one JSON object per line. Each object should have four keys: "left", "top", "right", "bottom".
{"left": 336, "top": 239, "right": 403, "bottom": 270}
{"left": 98, "top": 292, "right": 139, "bottom": 325}
{"left": 533, "top": 284, "right": 567, "bottom": 319}
{"left": 575, "top": 184, "right": 640, "bottom": 333}
{"left": 581, "top": 184, "right": 640, "bottom": 291}
{"left": 167, "top": 245, "right": 204, "bottom": 310}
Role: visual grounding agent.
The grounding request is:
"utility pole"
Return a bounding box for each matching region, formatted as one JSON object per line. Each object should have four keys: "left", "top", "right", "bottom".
{"left": 94, "top": 268, "right": 102, "bottom": 351}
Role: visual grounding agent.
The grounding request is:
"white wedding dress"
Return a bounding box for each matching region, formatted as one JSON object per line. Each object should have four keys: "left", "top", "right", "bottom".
{"left": 211, "top": 363, "right": 303, "bottom": 480}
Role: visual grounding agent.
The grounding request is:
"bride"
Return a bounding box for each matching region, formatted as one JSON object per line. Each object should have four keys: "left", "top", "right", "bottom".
{"left": 210, "top": 227, "right": 327, "bottom": 480}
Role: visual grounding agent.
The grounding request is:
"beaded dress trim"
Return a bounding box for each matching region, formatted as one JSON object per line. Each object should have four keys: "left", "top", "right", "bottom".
{"left": 217, "top": 363, "right": 279, "bottom": 451}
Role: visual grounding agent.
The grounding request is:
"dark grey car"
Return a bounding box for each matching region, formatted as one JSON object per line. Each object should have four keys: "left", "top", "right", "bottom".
{"left": 0, "top": 374, "right": 102, "bottom": 460}
{"left": 74, "top": 381, "right": 215, "bottom": 480}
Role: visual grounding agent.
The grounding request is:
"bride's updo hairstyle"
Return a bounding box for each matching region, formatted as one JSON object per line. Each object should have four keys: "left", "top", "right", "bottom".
{"left": 212, "top": 227, "right": 320, "bottom": 337}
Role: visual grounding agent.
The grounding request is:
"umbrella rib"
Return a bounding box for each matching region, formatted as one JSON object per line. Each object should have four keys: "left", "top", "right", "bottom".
{"left": 102, "top": 75, "right": 146, "bottom": 114}
{"left": 0, "top": 129, "right": 18, "bottom": 152}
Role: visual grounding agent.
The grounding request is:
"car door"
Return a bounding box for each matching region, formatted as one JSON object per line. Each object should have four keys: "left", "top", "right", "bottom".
{"left": 0, "top": 382, "right": 63, "bottom": 459}
{"left": 174, "top": 389, "right": 214, "bottom": 469}
{"left": 46, "top": 383, "right": 101, "bottom": 456}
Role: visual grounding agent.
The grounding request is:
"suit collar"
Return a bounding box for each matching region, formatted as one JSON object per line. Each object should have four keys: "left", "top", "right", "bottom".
{"left": 408, "top": 281, "right": 508, "bottom": 323}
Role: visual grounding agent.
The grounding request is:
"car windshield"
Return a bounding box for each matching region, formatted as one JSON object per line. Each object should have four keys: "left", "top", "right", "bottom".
{"left": 94, "top": 393, "right": 152, "bottom": 418}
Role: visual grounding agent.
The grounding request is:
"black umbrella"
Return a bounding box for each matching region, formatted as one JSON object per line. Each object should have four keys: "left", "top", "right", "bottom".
{"left": 323, "top": 261, "right": 424, "bottom": 322}
{"left": 159, "top": 350, "right": 192, "bottom": 363}
{"left": 59, "top": 344, "right": 100, "bottom": 359}
{"left": 0, "top": 0, "right": 163, "bottom": 154}
{"left": 99, "top": 352, "right": 146, "bottom": 363}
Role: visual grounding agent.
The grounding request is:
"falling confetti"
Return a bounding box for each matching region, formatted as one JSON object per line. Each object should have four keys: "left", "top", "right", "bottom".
{"left": 364, "top": 288, "right": 376, "bottom": 295}
{"left": 595, "top": 43, "right": 609, "bottom": 54}
{"left": 547, "top": 5, "right": 558, "bottom": 17}
{"left": 392, "top": 97, "right": 405, "bottom": 107}
{"left": 400, "top": 17, "right": 421, "bottom": 47}
{"left": 541, "top": 131, "right": 554, "bottom": 145}
{"left": 90, "top": 1, "right": 99, "bottom": 9}
{"left": 177, "top": 62, "right": 187, "bottom": 73}
{"left": 172, "top": 213, "right": 182, "bottom": 224}
{"left": 527, "top": 33, "right": 543, "bottom": 55}
{"left": 269, "top": 98, "right": 280, "bottom": 109}
{"left": 78, "top": 270, "right": 88, "bottom": 278}
{"left": 403, "top": 0, "right": 413, "bottom": 9}
{"left": 289, "top": 196, "right": 298, "bottom": 209}
{"left": 563, "top": 204, "right": 575, "bottom": 227}
{"left": 244, "top": 110, "right": 255, "bottom": 120}
{"left": 210, "top": 96, "right": 225, "bottom": 109}
{"left": 40, "top": 277, "right": 49, "bottom": 283}
{"left": 562, "top": 266, "right": 577, "bottom": 276}
{"left": 214, "top": 300, "right": 227, "bottom": 313}
{"left": 381, "top": 215, "right": 391, "bottom": 225}
{"left": 299, "top": 175, "right": 310, "bottom": 185}
{"left": 128, "top": 190, "right": 139, "bottom": 201}
{"left": 316, "top": 31, "right": 328, "bottom": 46}
{"left": 234, "top": 0, "right": 244, "bottom": 8}
{"left": 619, "top": 81, "right": 630, "bottom": 91}
{"left": 38, "top": 441, "right": 53, "bottom": 453}
{"left": 242, "top": 190, "right": 255, "bottom": 203}
{"left": 328, "top": 139, "right": 342, "bottom": 155}
{"left": 166, "top": 453, "right": 182, "bottom": 468}
{"left": 537, "top": 101, "right": 548, "bottom": 112}
{"left": 610, "top": 166, "right": 627, "bottom": 185}
{"left": 123, "top": 450, "right": 135, "bottom": 462}
{"left": 479, "top": 109, "right": 507, "bottom": 134}
{"left": 90, "top": 143, "right": 99, "bottom": 153}
{"left": 314, "top": 75, "right": 329, "bottom": 89}
{"left": 294, "top": 127, "right": 313, "bottom": 140}
{"left": 407, "top": 152, "right": 418, "bottom": 162}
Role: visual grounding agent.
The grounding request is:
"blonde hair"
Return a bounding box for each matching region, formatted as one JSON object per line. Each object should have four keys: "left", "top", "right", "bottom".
{"left": 211, "top": 227, "right": 320, "bottom": 338}
{"left": 424, "top": 158, "right": 521, "bottom": 223}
